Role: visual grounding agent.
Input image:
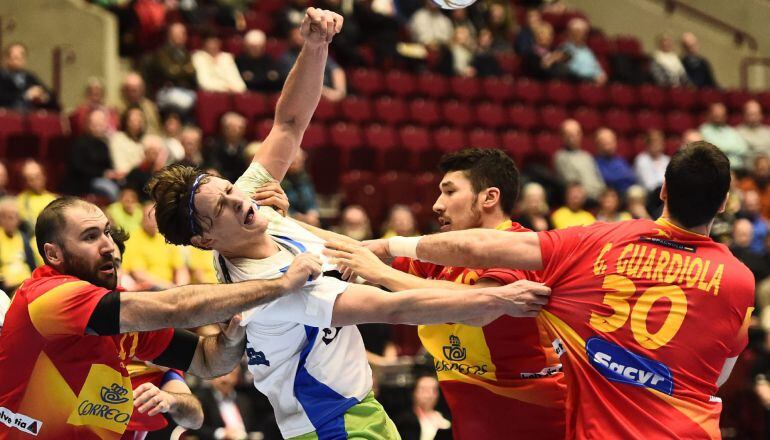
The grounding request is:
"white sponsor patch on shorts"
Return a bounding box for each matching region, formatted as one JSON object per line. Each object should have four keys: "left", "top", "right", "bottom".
{"left": 0, "top": 406, "right": 42, "bottom": 436}
{"left": 552, "top": 339, "right": 566, "bottom": 357}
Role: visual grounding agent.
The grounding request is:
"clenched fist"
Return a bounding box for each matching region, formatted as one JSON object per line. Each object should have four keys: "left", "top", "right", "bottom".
{"left": 301, "top": 7, "right": 343, "bottom": 46}
{"left": 488, "top": 280, "right": 552, "bottom": 318}
{"left": 281, "top": 253, "right": 323, "bottom": 290}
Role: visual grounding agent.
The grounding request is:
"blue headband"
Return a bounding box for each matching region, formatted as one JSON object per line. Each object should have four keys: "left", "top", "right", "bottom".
{"left": 188, "top": 173, "right": 207, "bottom": 235}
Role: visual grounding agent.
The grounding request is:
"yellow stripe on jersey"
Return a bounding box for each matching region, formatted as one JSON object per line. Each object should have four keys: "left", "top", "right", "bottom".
{"left": 28, "top": 281, "right": 92, "bottom": 338}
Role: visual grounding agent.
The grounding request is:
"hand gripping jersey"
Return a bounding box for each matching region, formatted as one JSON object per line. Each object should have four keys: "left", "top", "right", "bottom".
{"left": 0, "top": 266, "right": 174, "bottom": 439}
{"left": 393, "top": 221, "right": 566, "bottom": 439}
{"left": 125, "top": 362, "right": 185, "bottom": 434}
{"left": 213, "top": 163, "right": 373, "bottom": 439}
{"left": 536, "top": 218, "right": 755, "bottom": 439}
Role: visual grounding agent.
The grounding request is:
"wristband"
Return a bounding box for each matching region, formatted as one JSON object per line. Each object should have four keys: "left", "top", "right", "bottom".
{"left": 388, "top": 236, "right": 420, "bottom": 259}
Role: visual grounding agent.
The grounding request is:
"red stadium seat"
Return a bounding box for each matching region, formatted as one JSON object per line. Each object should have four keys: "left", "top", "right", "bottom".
{"left": 384, "top": 71, "right": 417, "bottom": 97}
{"left": 545, "top": 81, "right": 576, "bottom": 106}
{"left": 614, "top": 35, "right": 643, "bottom": 57}
{"left": 313, "top": 97, "right": 340, "bottom": 122}
{"left": 665, "top": 111, "right": 696, "bottom": 135}
{"left": 668, "top": 87, "right": 697, "bottom": 110}
{"left": 224, "top": 35, "right": 244, "bottom": 56}
{"left": 467, "top": 129, "right": 500, "bottom": 148}
{"left": 340, "top": 170, "right": 383, "bottom": 222}
{"left": 604, "top": 108, "right": 635, "bottom": 135}
{"left": 539, "top": 105, "right": 569, "bottom": 131}
{"left": 265, "top": 38, "right": 287, "bottom": 59}
{"left": 501, "top": 130, "right": 534, "bottom": 165}
{"left": 300, "top": 122, "right": 328, "bottom": 149}
{"left": 379, "top": 171, "right": 418, "bottom": 207}
{"left": 255, "top": 118, "right": 273, "bottom": 139}
{"left": 607, "top": 84, "right": 637, "bottom": 108}
{"left": 587, "top": 34, "right": 612, "bottom": 58}
{"left": 363, "top": 123, "right": 397, "bottom": 151}
{"left": 697, "top": 88, "right": 724, "bottom": 109}
{"left": 533, "top": 132, "right": 562, "bottom": 163}
{"left": 417, "top": 73, "right": 449, "bottom": 99}
{"left": 756, "top": 92, "right": 770, "bottom": 113}
{"left": 433, "top": 127, "right": 467, "bottom": 153}
{"left": 233, "top": 92, "right": 269, "bottom": 121}
{"left": 392, "top": 125, "right": 431, "bottom": 170}
{"left": 635, "top": 110, "right": 665, "bottom": 132}
{"left": 481, "top": 76, "right": 515, "bottom": 103}
{"left": 512, "top": 79, "right": 544, "bottom": 105}
{"left": 508, "top": 104, "right": 539, "bottom": 131}
{"left": 195, "top": 91, "right": 233, "bottom": 137}
{"left": 576, "top": 83, "right": 607, "bottom": 108}
{"left": 329, "top": 122, "right": 363, "bottom": 150}
{"left": 27, "top": 111, "right": 64, "bottom": 154}
{"left": 496, "top": 53, "right": 521, "bottom": 76}
{"left": 573, "top": 106, "right": 602, "bottom": 133}
{"left": 243, "top": 11, "right": 274, "bottom": 35}
{"left": 409, "top": 98, "right": 442, "bottom": 127}
{"left": 450, "top": 76, "right": 481, "bottom": 101}
{"left": 475, "top": 102, "right": 507, "bottom": 130}
{"left": 373, "top": 97, "right": 408, "bottom": 125}
{"left": 340, "top": 96, "right": 373, "bottom": 123}
{"left": 349, "top": 68, "right": 384, "bottom": 96}
{"left": 665, "top": 136, "right": 683, "bottom": 156}
{"left": 308, "top": 145, "right": 343, "bottom": 194}
{"left": 637, "top": 84, "right": 667, "bottom": 110}
{"left": 253, "top": 0, "right": 285, "bottom": 15}
{"left": 398, "top": 125, "right": 432, "bottom": 152}
{"left": 441, "top": 100, "right": 474, "bottom": 128}
{"left": 636, "top": 110, "right": 666, "bottom": 131}
{"left": 6, "top": 133, "right": 40, "bottom": 160}
{"left": 414, "top": 171, "right": 441, "bottom": 221}
{"left": 725, "top": 89, "right": 752, "bottom": 111}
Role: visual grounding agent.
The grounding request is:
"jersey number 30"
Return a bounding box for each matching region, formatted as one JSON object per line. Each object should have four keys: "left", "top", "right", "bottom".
{"left": 589, "top": 275, "right": 687, "bottom": 350}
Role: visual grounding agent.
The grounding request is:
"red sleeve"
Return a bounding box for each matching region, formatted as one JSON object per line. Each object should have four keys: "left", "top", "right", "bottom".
{"left": 478, "top": 268, "right": 526, "bottom": 285}
{"left": 133, "top": 329, "right": 175, "bottom": 361}
{"left": 392, "top": 257, "right": 442, "bottom": 279}
{"left": 536, "top": 225, "right": 594, "bottom": 285}
{"left": 27, "top": 280, "right": 111, "bottom": 338}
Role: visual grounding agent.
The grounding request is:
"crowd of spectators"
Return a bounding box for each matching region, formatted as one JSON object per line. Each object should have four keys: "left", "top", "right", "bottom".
{"left": 2, "top": 0, "right": 770, "bottom": 437}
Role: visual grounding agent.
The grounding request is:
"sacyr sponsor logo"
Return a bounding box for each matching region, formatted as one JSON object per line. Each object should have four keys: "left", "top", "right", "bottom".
{"left": 442, "top": 335, "right": 467, "bottom": 362}
{"left": 586, "top": 337, "right": 673, "bottom": 395}
{"left": 100, "top": 383, "right": 129, "bottom": 404}
{"left": 77, "top": 401, "right": 131, "bottom": 424}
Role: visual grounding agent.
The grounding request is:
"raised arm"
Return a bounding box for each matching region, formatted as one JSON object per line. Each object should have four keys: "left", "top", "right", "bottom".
{"left": 119, "top": 253, "right": 321, "bottom": 332}
{"left": 367, "top": 229, "right": 544, "bottom": 271}
{"left": 252, "top": 8, "right": 343, "bottom": 180}
{"left": 330, "top": 281, "right": 550, "bottom": 327}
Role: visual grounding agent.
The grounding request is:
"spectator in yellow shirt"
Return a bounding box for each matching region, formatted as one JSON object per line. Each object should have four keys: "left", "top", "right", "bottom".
{"left": 106, "top": 187, "right": 143, "bottom": 233}
{"left": 0, "top": 197, "right": 41, "bottom": 293}
{"left": 185, "top": 246, "right": 217, "bottom": 284}
{"left": 122, "top": 202, "right": 190, "bottom": 289}
{"left": 17, "top": 160, "right": 57, "bottom": 231}
{"left": 551, "top": 183, "right": 596, "bottom": 229}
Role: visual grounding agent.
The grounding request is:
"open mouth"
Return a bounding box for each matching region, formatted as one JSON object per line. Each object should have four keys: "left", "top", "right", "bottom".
{"left": 98, "top": 261, "right": 115, "bottom": 275}
{"left": 244, "top": 205, "right": 256, "bottom": 225}
{"left": 438, "top": 217, "right": 451, "bottom": 230}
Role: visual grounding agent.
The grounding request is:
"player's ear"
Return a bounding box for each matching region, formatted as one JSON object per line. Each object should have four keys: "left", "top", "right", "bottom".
{"left": 717, "top": 192, "right": 729, "bottom": 214}
{"left": 659, "top": 181, "right": 667, "bottom": 202}
{"left": 190, "top": 234, "right": 213, "bottom": 250}
{"left": 44, "top": 242, "right": 63, "bottom": 266}
{"left": 482, "top": 187, "right": 501, "bottom": 209}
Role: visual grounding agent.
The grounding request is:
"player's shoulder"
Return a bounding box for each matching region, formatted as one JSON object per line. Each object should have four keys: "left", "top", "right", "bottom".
{"left": 21, "top": 270, "right": 94, "bottom": 303}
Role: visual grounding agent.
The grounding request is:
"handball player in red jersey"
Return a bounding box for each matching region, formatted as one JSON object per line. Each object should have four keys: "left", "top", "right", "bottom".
{"left": 325, "top": 148, "right": 565, "bottom": 439}
{"left": 0, "top": 196, "right": 322, "bottom": 440}
{"left": 371, "top": 142, "right": 755, "bottom": 439}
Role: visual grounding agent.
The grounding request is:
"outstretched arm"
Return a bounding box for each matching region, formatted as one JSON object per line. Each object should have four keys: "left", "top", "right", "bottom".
{"left": 119, "top": 254, "right": 322, "bottom": 332}
{"left": 365, "top": 230, "right": 545, "bottom": 271}
{"left": 252, "top": 8, "right": 343, "bottom": 180}
{"left": 330, "top": 281, "right": 550, "bottom": 327}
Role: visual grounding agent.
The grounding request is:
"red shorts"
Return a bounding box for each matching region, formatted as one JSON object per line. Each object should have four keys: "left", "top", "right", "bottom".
{"left": 440, "top": 381, "right": 566, "bottom": 440}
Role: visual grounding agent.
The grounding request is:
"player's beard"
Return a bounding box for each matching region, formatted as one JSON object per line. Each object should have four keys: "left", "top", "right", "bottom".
{"left": 61, "top": 247, "right": 118, "bottom": 290}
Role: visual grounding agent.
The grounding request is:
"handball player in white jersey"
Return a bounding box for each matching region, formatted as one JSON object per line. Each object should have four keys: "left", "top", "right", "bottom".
{"left": 147, "top": 8, "right": 550, "bottom": 439}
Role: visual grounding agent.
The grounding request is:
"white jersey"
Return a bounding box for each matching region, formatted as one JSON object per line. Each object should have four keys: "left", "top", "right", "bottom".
{"left": 213, "top": 162, "right": 373, "bottom": 439}
{"left": 0, "top": 290, "right": 9, "bottom": 331}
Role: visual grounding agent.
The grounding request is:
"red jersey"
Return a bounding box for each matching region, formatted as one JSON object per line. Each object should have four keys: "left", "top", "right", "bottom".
{"left": 125, "top": 363, "right": 184, "bottom": 434}
{"left": 394, "top": 221, "right": 566, "bottom": 439}
{"left": 537, "top": 218, "right": 755, "bottom": 439}
{"left": 0, "top": 266, "right": 174, "bottom": 440}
